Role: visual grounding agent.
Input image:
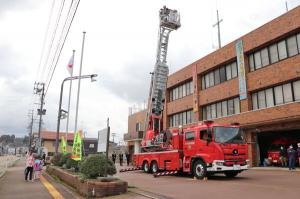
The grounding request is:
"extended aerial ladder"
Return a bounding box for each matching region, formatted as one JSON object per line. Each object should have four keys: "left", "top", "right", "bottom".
{"left": 142, "top": 6, "right": 181, "bottom": 150}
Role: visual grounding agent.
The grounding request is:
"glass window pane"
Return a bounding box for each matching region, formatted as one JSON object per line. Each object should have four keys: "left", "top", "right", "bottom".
{"left": 278, "top": 40, "right": 288, "bottom": 60}
{"left": 274, "top": 85, "right": 284, "bottom": 105}
{"left": 252, "top": 93, "right": 258, "bottom": 110}
{"left": 265, "top": 88, "right": 274, "bottom": 107}
{"left": 283, "top": 83, "right": 293, "bottom": 103}
{"left": 214, "top": 69, "right": 220, "bottom": 85}
{"left": 190, "top": 81, "right": 193, "bottom": 94}
{"left": 211, "top": 104, "right": 216, "bottom": 119}
{"left": 190, "top": 111, "right": 194, "bottom": 123}
{"left": 173, "top": 88, "right": 176, "bottom": 100}
{"left": 182, "top": 111, "right": 187, "bottom": 125}
{"left": 228, "top": 99, "right": 234, "bottom": 115}
{"left": 186, "top": 111, "right": 191, "bottom": 123}
{"left": 231, "top": 62, "right": 238, "bottom": 78}
{"left": 258, "top": 90, "right": 266, "bottom": 109}
{"left": 169, "top": 116, "right": 173, "bottom": 127}
{"left": 186, "top": 82, "right": 190, "bottom": 95}
{"left": 254, "top": 51, "right": 262, "bottom": 69}
{"left": 209, "top": 72, "right": 214, "bottom": 87}
{"left": 226, "top": 64, "right": 232, "bottom": 80}
{"left": 222, "top": 101, "right": 227, "bottom": 116}
{"left": 219, "top": 67, "right": 226, "bottom": 83}
{"left": 207, "top": 105, "right": 211, "bottom": 120}
{"left": 202, "top": 107, "right": 207, "bottom": 120}
{"left": 201, "top": 77, "right": 205, "bottom": 90}
{"left": 293, "top": 80, "right": 300, "bottom": 100}
{"left": 169, "top": 90, "right": 173, "bottom": 101}
{"left": 205, "top": 74, "right": 210, "bottom": 88}
{"left": 249, "top": 54, "right": 255, "bottom": 71}
{"left": 287, "top": 36, "right": 298, "bottom": 57}
{"left": 297, "top": 33, "right": 300, "bottom": 53}
{"left": 261, "top": 48, "right": 270, "bottom": 67}
{"left": 216, "top": 102, "right": 222, "bottom": 118}
{"left": 183, "top": 83, "right": 186, "bottom": 96}
{"left": 175, "top": 87, "right": 179, "bottom": 99}
{"left": 234, "top": 98, "right": 240, "bottom": 114}
{"left": 269, "top": 44, "right": 279, "bottom": 64}
{"left": 178, "top": 86, "right": 182, "bottom": 98}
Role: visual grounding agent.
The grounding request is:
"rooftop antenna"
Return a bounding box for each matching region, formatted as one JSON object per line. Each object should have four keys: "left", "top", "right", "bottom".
{"left": 212, "top": 10, "right": 223, "bottom": 49}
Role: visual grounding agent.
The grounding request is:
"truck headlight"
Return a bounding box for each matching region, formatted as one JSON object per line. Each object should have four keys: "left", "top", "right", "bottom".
{"left": 215, "top": 161, "right": 224, "bottom": 166}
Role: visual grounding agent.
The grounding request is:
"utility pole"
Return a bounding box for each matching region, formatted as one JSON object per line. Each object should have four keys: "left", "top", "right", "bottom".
{"left": 28, "top": 110, "right": 34, "bottom": 150}
{"left": 213, "top": 10, "right": 223, "bottom": 49}
{"left": 34, "top": 82, "right": 46, "bottom": 151}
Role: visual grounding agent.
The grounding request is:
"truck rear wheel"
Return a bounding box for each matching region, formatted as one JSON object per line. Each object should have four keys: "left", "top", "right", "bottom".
{"left": 193, "top": 160, "right": 207, "bottom": 179}
{"left": 143, "top": 161, "right": 150, "bottom": 173}
{"left": 151, "top": 161, "right": 158, "bottom": 173}
{"left": 224, "top": 171, "right": 239, "bottom": 178}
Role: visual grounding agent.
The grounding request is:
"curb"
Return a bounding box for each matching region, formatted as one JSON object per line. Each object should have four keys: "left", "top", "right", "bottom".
{"left": 250, "top": 167, "right": 300, "bottom": 172}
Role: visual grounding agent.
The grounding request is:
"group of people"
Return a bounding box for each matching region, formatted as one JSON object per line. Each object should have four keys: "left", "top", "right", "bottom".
{"left": 24, "top": 151, "right": 46, "bottom": 182}
{"left": 111, "top": 152, "right": 131, "bottom": 166}
{"left": 279, "top": 143, "right": 300, "bottom": 170}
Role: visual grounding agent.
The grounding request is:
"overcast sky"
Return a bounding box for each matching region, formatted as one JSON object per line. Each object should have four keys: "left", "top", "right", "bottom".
{"left": 0, "top": 0, "right": 299, "bottom": 141}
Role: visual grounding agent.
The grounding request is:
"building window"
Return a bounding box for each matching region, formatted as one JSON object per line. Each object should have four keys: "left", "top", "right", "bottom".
{"left": 136, "top": 122, "right": 141, "bottom": 131}
{"left": 254, "top": 51, "right": 262, "bottom": 69}
{"left": 226, "top": 64, "right": 232, "bottom": 80}
{"left": 249, "top": 31, "right": 300, "bottom": 71}
{"left": 252, "top": 80, "right": 300, "bottom": 110}
{"left": 287, "top": 35, "right": 298, "bottom": 56}
{"left": 261, "top": 48, "right": 270, "bottom": 67}
{"left": 231, "top": 62, "right": 238, "bottom": 78}
{"left": 89, "top": 144, "right": 94, "bottom": 148}
{"left": 169, "top": 110, "right": 193, "bottom": 127}
{"left": 202, "top": 97, "right": 240, "bottom": 119}
{"left": 220, "top": 66, "right": 226, "bottom": 83}
{"left": 209, "top": 72, "right": 214, "bottom": 87}
{"left": 293, "top": 80, "right": 300, "bottom": 101}
{"left": 214, "top": 69, "right": 220, "bottom": 84}
{"left": 278, "top": 40, "right": 288, "bottom": 60}
{"left": 169, "top": 81, "right": 193, "bottom": 101}
{"left": 269, "top": 44, "right": 279, "bottom": 64}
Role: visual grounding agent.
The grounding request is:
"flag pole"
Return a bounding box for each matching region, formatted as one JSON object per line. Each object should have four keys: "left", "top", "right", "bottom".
{"left": 74, "top": 31, "right": 86, "bottom": 133}
{"left": 66, "top": 50, "right": 75, "bottom": 144}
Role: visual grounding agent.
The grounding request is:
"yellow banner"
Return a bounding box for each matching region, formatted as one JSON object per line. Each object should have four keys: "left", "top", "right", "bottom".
{"left": 72, "top": 131, "right": 82, "bottom": 161}
{"left": 60, "top": 136, "right": 67, "bottom": 154}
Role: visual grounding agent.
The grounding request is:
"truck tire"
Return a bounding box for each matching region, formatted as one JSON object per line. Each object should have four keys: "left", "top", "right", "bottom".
{"left": 143, "top": 161, "right": 150, "bottom": 173}
{"left": 224, "top": 171, "right": 239, "bottom": 178}
{"left": 193, "top": 160, "right": 207, "bottom": 179}
{"left": 151, "top": 161, "right": 158, "bottom": 173}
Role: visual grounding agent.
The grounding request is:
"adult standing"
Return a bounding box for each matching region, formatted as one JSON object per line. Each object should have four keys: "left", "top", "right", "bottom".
{"left": 25, "top": 151, "right": 35, "bottom": 182}
{"left": 297, "top": 143, "right": 300, "bottom": 167}
{"left": 279, "top": 146, "right": 287, "bottom": 167}
{"left": 125, "top": 152, "right": 130, "bottom": 166}
{"left": 287, "top": 145, "right": 296, "bottom": 170}
{"left": 119, "top": 153, "right": 123, "bottom": 166}
{"left": 112, "top": 152, "right": 116, "bottom": 164}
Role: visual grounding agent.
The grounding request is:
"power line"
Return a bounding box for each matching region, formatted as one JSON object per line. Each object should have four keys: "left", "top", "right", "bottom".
{"left": 45, "top": 0, "right": 81, "bottom": 96}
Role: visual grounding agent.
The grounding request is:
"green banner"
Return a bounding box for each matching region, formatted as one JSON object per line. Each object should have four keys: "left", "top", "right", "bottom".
{"left": 72, "top": 131, "right": 82, "bottom": 161}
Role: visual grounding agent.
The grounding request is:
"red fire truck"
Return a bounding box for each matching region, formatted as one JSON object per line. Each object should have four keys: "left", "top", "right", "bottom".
{"left": 133, "top": 7, "right": 249, "bottom": 179}
{"left": 134, "top": 121, "right": 249, "bottom": 179}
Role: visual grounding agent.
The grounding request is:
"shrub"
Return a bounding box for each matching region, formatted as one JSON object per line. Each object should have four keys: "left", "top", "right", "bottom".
{"left": 66, "top": 158, "right": 79, "bottom": 170}
{"left": 80, "top": 154, "right": 116, "bottom": 179}
{"left": 51, "top": 153, "right": 62, "bottom": 166}
{"left": 59, "top": 153, "right": 72, "bottom": 167}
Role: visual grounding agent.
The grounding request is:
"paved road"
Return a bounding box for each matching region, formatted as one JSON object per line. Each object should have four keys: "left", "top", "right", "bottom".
{"left": 116, "top": 166, "right": 300, "bottom": 199}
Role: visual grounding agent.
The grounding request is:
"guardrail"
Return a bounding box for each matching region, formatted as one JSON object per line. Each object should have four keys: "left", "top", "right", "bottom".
{"left": 0, "top": 155, "right": 19, "bottom": 177}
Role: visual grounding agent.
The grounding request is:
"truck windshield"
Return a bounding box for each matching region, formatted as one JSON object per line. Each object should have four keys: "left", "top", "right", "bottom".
{"left": 213, "top": 127, "right": 244, "bottom": 144}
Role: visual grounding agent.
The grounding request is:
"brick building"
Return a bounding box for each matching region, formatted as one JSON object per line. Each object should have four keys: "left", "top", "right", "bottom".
{"left": 164, "top": 6, "right": 300, "bottom": 166}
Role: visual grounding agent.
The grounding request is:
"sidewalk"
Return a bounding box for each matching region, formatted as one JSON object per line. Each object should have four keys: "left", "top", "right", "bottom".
{"left": 0, "top": 159, "right": 52, "bottom": 199}
{"left": 251, "top": 166, "right": 300, "bottom": 172}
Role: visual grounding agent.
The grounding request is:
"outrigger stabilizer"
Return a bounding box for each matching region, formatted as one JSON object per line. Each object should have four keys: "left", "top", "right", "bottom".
{"left": 119, "top": 167, "right": 142, "bottom": 173}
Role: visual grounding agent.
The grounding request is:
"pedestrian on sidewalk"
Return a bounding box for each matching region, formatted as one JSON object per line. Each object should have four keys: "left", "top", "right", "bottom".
{"left": 112, "top": 152, "right": 116, "bottom": 164}
{"left": 119, "top": 153, "right": 123, "bottom": 166}
{"left": 25, "top": 151, "right": 35, "bottom": 182}
{"left": 287, "top": 145, "right": 296, "bottom": 170}
{"left": 279, "top": 146, "right": 287, "bottom": 167}
{"left": 34, "top": 158, "right": 42, "bottom": 180}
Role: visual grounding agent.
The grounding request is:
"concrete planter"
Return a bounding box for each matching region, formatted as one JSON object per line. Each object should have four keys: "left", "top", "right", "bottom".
{"left": 46, "top": 166, "right": 127, "bottom": 198}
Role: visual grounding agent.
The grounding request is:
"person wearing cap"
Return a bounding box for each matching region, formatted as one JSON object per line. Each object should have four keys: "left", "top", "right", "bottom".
{"left": 287, "top": 145, "right": 296, "bottom": 170}
{"left": 297, "top": 143, "right": 300, "bottom": 167}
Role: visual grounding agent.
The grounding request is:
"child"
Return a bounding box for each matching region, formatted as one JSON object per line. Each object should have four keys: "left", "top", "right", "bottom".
{"left": 33, "top": 159, "right": 42, "bottom": 180}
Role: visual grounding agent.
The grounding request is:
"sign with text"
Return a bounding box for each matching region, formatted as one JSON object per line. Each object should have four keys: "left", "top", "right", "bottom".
{"left": 236, "top": 40, "right": 247, "bottom": 100}
{"left": 97, "top": 128, "right": 108, "bottom": 153}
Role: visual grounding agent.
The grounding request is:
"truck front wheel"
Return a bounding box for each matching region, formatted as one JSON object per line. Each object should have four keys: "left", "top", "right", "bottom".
{"left": 193, "top": 160, "right": 207, "bottom": 179}
{"left": 151, "top": 161, "right": 158, "bottom": 173}
{"left": 224, "top": 171, "right": 239, "bottom": 178}
{"left": 143, "top": 161, "right": 150, "bottom": 173}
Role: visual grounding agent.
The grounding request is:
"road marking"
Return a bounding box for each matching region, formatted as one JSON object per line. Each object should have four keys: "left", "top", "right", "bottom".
{"left": 40, "top": 175, "right": 65, "bottom": 199}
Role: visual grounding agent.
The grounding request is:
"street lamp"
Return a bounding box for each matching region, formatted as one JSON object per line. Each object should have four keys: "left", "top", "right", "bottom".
{"left": 55, "top": 74, "right": 98, "bottom": 154}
